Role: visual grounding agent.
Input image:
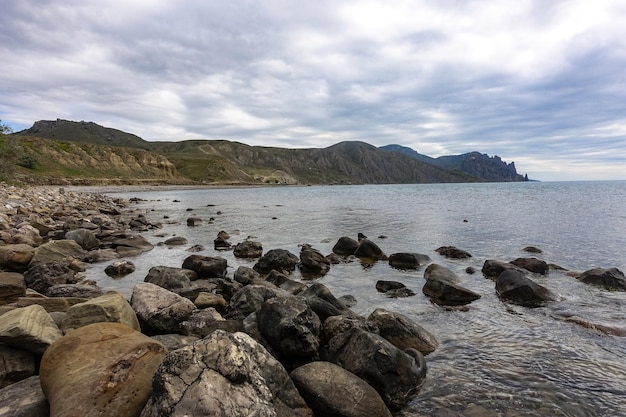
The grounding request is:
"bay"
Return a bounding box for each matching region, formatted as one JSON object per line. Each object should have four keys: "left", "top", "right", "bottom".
{"left": 92, "top": 181, "right": 626, "bottom": 416}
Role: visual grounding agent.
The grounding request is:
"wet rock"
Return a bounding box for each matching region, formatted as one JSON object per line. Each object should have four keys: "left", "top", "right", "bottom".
{"left": 354, "top": 238, "right": 386, "bottom": 260}
{"left": 576, "top": 267, "right": 626, "bottom": 291}
{"left": 233, "top": 240, "right": 263, "bottom": 258}
{"left": 83, "top": 248, "right": 120, "bottom": 263}
{"left": 24, "top": 262, "right": 77, "bottom": 294}
{"left": 321, "top": 327, "right": 427, "bottom": 410}
{"left": 131, "top": 282, "right": 196, "bottom": 334}
{"left": 301, "top": 283, "right": 356, "bottom": 322}
{"left": 495, "top": 269, "right": 558, "bottom": 307}
{"left": 564, "top": 316, "right": 626, "bottom": 336}
{"left": 257, "top": 296, "right": 321, "bottom": 360}
{"left": 0, "top": 272, "right": 26, "bottom": 304}
{"left": 338, "top": 294, "right": 357, "bottom": 308}
{"left": 104, "top": 260, "right": 136, "bottom": 277}
{"left": 0, "top": 375, "right": 49, "bottom": 417}
{"left": 367, "top": 308, "right": 439, "bottom": 355}
{"left": 322, "top": 315, "right": 379, "bottom": 344}
{"left": 388, "top": 252, "right": 431, "bottom": 269}
{"left": 435, "top": 246, "right": 472, "bottom": 259}
{"left": 523, "top": 246, "right": 543, "bottom": 254}
{"left": 291, "top": 361, "right": 393, "bottom": 417}
{"left": 214, "top": 236, "right": 232, "bottom": 250}
{"left": 299, "top": 245, "right": 331, "bottom": 276}
{"left": 111, "top": 234, "right": 154, "bottom": 257}
{"left": 332, "top": 236, "right": 359, "bottom": 256}
{"left": 253, "top": 248, "right": 299, "bottom": 274}
{"left": 233, "top": 265, "right": 262, "bottom": 285}
{"left": 510, "top": 257, "right": 549, "bottom": 274}
{"left": 266, "top": 269, "right": 307, "bottom": 294}
{"left": 65, "top": 228, "right": 99, "bottom": 250}
{"left": 40, "top": 322, "right": 167, "bottom": 417}
{"left": 45, "top": 283, "right": 104, "bottom": 299}
{"left": 182, "top": 254, "right": 228, "bottom": 278}
{"left": 0, "top": 244, "right": 35, "bottom": 272}
{"left": 375, "top": 280, "right": 416, "bottom": 298}
{"left": 0, "top": 344, "right": 36, "bottom": 388}
{"left": 186, "top": 217, "right": 202, "bottom": 226}
{"left": 144, "top": 265, "right": 196, "bottom": 291}
{"left": 139, "top": 330, "right": 313, "bottom": 417}
{"left": 163, "top": 236, "right": 188, "bottom": 246}
{"left": 481, "top": 259, "right": 526, "bottom": 279}
{"left": 60, "top": 291, "right": 140, "bottom": 332}
{"left": 423, "top": 264, "right": 481, "bottom": 306}
{"left": 0, "top": 304, "right": 62, "bottom": 354}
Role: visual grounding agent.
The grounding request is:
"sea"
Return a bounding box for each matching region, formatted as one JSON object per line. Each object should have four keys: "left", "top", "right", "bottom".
{"left": 91, "top": 181, "right": 626, "bottom": 417}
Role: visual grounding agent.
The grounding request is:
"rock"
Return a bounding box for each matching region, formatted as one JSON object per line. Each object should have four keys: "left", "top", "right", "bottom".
{"left": 23, "top": 262, "right": 76, "bottom": 293}
{"left": 338, "top": 294, "right": 357, "bottom": 308}
{"left": 0, "top": 344, "right": 36, "bottom": 388}
{"left": 139, "top": 330, "right": 313, "bottom": 417}
{"left": 228, "top": 284, "right": 284, "bottom": 320}
{"left": 422, "top": 264, "right": 481, "bottom": 306}
{"left": 150, "top": 334, "right": 199, "bottom": 351}
{"left": 214, "top": 236, "right": 232, "bottom": 251}
{"left": 523, "top": 246, "right": 543, "bottom": 253}
{"left": 65, "top": 228, "right": 100, "bottom": 250}
{"left": 510, "top": 257, "right": 549, "bottom": 274}
{"left": 253, "top": 248, "right": 299, "bottom": 274}
{"left": 30, "top": 239, "right": 86, "bottom": 265}
{"left": 564, "top": 316, "right": 626, "bottom": 337}
{"left": 0, "top": 304, "right": 62, "bottom": 354}
{"left": 576, "top": 267, "right": 626, "bottom": 291}
{"left": 332, "top": 236, "right": 359, "bottom": 256}
{"left": 9, "top": 224, "right": 43, "bottom": 246}
{"left": 291, "top": 361, "right": 393, "bottom": 417}
{"left": 233, "top": 265, "right": 262, "bottom": 285}
{"left": 233, "top": 240, "right": 263, "bottom": 258}
{"left": 163, "top": 236, "right": 188, "bottom": 246}
{"left": 0, "top": 272, "right": 26, "bottom": 304}
{"left": 179, "top": 308, "right": 226, "bottom": 338}
{"left": 435, "top": 246, "right": 472, "bottom": 259}
{"left": 144, "top": 265, "right": 196, "bottom": 291}
{"left": 376, "top": 280, "right": 408, "bottom": 292}
{"left": 481, "top": 259, "right": 526, "bottom": 279}
{"left": 186, "top": 217, "right": 202, "bottom": 226}
{"left": 266, "top": 269, "right": 307, "bottom": 294}
{"left": 0, "top": 375, "right": 49, "bottom": 417}
{"left": 45, "top": 283, "right": 104, "bottom": 298}
{"left": 367, "top": 308, "right": 439, "bottom": 355}
{"left": 0, "top": 244, "right": 35, "bottom": 272}
{"left": 104, "top": 260, "right": 136, "bottom": 277}
{"left": 131, "top": 283, "right": 196, "bottom": 334}
{"left": 301, "top": 283, "right": 356, "bottom": 321}
{"left": 495, "top": 269, "right": 558, "bottom": 307}
{"left": 321, "top": 327, "right": 427, "bottom": 410}
{"left": 354, "top": 238, "right": 386, "bottom": 260}
{"left": 83, "top": 248, "right": 120, "bottom": 263}
{"left": 61, "top": 291, "right": 140, "bottom": 332}
{"left": 112, "top": 234, "right": 154, "bottom": 256}
{"left": 388, "top": 252, "right": 431, "bottom": 269}
{"left": 194, "top": 292, "right": 227, "bottom": 311}
{"left": 257, "top": 296, "right": 321, "bottom": 360}
{"left": 299, "top": 245, "right": 331, "bottom": 276}
{"left": 16, "top": 296, "right": 87, "bottom": 313}
{"left": 322, "top": 315, "right": 379, "bottom": 343}
{"left": 182, "top": 254, "right": 228, "bottom": 278}
{"left": 40, "top": 322, "right": 167, "bottom": 417}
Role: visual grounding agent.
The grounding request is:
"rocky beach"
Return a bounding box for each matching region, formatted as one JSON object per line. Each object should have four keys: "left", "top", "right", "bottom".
{"left": 0, "top": 183, "right": 625, "bottom": 417}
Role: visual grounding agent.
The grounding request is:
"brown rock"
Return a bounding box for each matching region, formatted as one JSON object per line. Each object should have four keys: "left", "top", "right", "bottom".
{"left": 61, "top": 291, "right": 140, "bottom": 333}
{"left": 0, "top": 272, "right": 26, "bottom": 304}
{"left": 0, "top": 304, "right": 62, "bottom": 354}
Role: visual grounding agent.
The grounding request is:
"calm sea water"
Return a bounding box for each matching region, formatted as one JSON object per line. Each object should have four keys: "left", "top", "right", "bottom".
{"left": 92, "top": 181, "right": 626, "bottom": 416}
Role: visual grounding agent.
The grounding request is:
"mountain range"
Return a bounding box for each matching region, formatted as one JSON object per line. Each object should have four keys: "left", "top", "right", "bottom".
{"left": 2, "top": 119, "right": 528, "bottom": 185}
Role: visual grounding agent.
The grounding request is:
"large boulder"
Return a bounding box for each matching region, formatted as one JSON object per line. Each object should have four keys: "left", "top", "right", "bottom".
{"left": 0, "top": 375, "right": 49, "bottom": 417}
{"left": 0, "top": 304, "right": 62, "bottom": 354}
{"left": 266, "top": 270, "right": 307, "bottom": 295}
{"left": 576, "top": 267, "right": 626, "bottom": 291}
{"left": 111, "top": 234, "right": 154, "bottom": 257}
{"left": 321, "top": 327, "right": 427, "bottom": 410}
{"left": 388, "top": 252, "right": 431, "bottom": 270}
{"left": 40, "top": 322, "right": 167, "bottom": 417}
{"left": 144, "top": 265, "right": 196, "bottom": 290}
{"left": 0, "top": 272, "right": 26, "bottom": 305}
{"left": 0, "top": 244, "right": 35, "bottom": 272}
{"left": 332, "top": 236, "right": 359, "bottom": 256}
{"left": 233, "top": 265, "right": 262, "bottom": 285}
{"left": 228, "top": 284, "right": 284, "bottom": 320}
{"left": 30, "top": 239, "right": 86, "bottom": 265}
{"left": 61, "top": 291, "right": 140, "bottom": 333}
{"left": 233, "top": 240, "right": 263, "bottom": 258}
{"left": 299, "top": 245, "right": 331, "bottom": 276}
{"left": 23, "top": 262, "right": 76, "bottom": 294}
{"left": 253, "top": 249, "right": 299, "bottom": 274}
{"left": 435, "top": 246, "right": 472, "bottom": 259}
{"left": 367, "top": 308, "right": 439, "bottom": 355}
{"left": 422, "top": 264, "right": 481, "bottom": 306}
{"left": 354, "top": 238, "right": 386, "bottom": 260}
{"left": 290, "top": 361, "right": 393, "bottom": 417}
{"left": 257, "top": 296, "right": 321, "bottom": 360}
{"left": 131, "top": 282, "right": 196, "bottom": 334}
{"left": 139, "top": 330, "right": 313, "bottom": 417}
{"left": 300, "top": 283, "right": 355, "bottom": 322}
{"left": 495, "top": 269, "right": 558, "bottom": 307}
{"left": 482, "top": 259, "right": 526, "bottom": 279}
{"left": 0, "top": 344, "right": 36, "bottom": 388}
{"left": 65, "top": 228, "right": 100, "bottom": 250}
{"left": 510, "top": 257, "right": 549, "bottom": 274}
{"left": 182, "top": 254, "right": 228, "bottom": 278}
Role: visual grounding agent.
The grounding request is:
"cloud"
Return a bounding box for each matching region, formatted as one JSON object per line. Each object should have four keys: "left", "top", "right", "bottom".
{"left": 1, "top": 0, "right": 626, "bottom": 180}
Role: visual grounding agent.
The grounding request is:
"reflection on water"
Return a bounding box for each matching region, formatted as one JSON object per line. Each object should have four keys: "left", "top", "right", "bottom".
{"left": 91, "top": 182, "right": 626, "bottom": 416}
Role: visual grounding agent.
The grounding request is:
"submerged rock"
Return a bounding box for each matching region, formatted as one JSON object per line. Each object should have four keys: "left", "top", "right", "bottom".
{"left": 332, "top": 236, "right": 359, "bottom": 256}
{"left": 576, "top": 267, "right": 626, "bottom": 291}
{"left": 495, "top": 269, "right": 557, "bottom": 307}
{"left": 510, "top": 257, "right": 549, "bottom": 274}
{"left": 388, "top": 252, "right": 431, "bottom": 269}
{"left": 367, "top": 308, "right": 439, "bottom": 355}
{"left": 422, "top": 264, "right": 481, "bottom": 306}
{"left": 253, "top": 249, "right": 299, "bottom": 274}
{"left": 435, "top": 246, "right": 472, "bottom": 259}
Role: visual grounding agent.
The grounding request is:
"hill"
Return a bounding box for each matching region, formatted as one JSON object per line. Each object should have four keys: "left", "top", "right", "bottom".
{"left": 5, "top": 119, "right": 527, "bottom": 185}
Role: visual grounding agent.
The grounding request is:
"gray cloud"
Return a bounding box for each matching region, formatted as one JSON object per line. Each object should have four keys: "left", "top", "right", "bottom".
{"left": 1, "top": 0, "right": 626, "bottom": 180}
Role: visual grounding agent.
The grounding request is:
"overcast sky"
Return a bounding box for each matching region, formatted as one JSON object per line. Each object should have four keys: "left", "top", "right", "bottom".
{"left": 2, "top": 1, "right": 626, "bottom": 181}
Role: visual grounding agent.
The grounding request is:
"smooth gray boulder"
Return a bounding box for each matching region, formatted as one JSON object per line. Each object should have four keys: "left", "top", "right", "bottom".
{"left": 367, "top": 308, "right": 439, "bottom": 355}
{"left": 482, "top": 259, "right": 526, "bottom": 279}
{"left": 576, "top": 267, "right": 626, "bottom": 291}
{"left": 139, "top": 330, "right": 313, "bottom": 417}
{"left": 65, "top": 229, "right": 99, "bottom": 251}
{"left": 332, "top": 236, "right": 359, "bottom": 256}
{"left": 233, "top": 240, "right": 263, "bottom": 258}
{"left": 496, "top": 269, "right": 558, "bottom": 307}
{"left": 354, "top": 238, "right": 386, "bottom": 260}
{"left": 290, "top": 361, "right": 393, "bottom": 417}
{"left": 510, "top": 257, "right": 549, "bottom": 274}
{"left": 182, "top": 254, "right": 228, "bottom": 278}
{"left": 422, "top": 263, "right": 481, "bottom": 306}
{"left": 131, "top": 282, "right": 196, "bottom": 334}
{"left": 299, "top": 245, "right": 331, "bottom": 276}
{"left": 388, "top": 252, "right": 431, "bottom": 269}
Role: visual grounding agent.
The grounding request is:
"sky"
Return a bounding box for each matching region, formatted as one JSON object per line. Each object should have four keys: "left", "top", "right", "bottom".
{"left": 1, "top": 1, "right": 626, "bottom": 181}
